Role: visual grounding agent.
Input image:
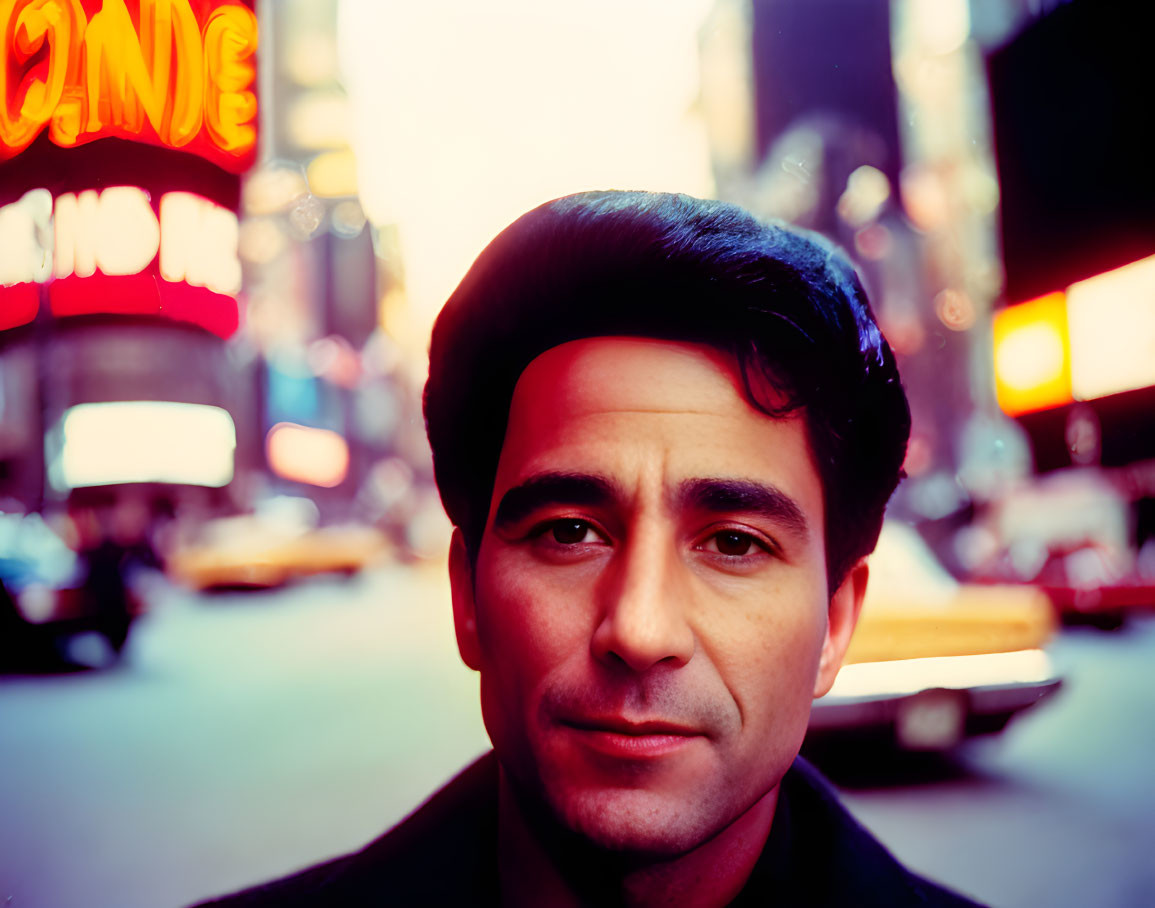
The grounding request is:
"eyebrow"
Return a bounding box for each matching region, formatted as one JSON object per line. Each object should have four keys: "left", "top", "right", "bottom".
{"left": 492, "top": 472, "right": 618, "bottom": 529}
{"left": 678, "top": 478, "right": 810, "bottom": 540}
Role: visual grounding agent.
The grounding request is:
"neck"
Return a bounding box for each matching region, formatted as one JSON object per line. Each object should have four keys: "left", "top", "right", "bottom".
{"left": 496, "top": 770, "right": 778, "bottom": 908}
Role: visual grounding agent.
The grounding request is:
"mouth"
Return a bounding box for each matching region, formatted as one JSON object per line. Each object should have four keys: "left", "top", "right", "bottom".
{"left": 559, "top": 715, "right": 704, "bottom": 759}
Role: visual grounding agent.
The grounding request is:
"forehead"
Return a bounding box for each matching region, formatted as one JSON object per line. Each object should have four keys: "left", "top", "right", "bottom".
{"left": 493, "top": 337, "right": 823, "bottom": 517}
{"left": 511, "top": 337, "right": 752, "bottom": 419}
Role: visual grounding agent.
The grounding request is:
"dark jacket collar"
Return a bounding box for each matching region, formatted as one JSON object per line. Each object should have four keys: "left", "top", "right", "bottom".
{"left": 194, "top": 752, "right": 984, "bottom": 906}
{"left": 734, "top": 757, "right": 985, "bottom": 906}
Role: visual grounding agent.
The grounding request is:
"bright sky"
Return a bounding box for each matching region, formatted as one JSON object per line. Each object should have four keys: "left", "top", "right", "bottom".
{"left": 337, "top": 0, "right": 716, "bottom": 350}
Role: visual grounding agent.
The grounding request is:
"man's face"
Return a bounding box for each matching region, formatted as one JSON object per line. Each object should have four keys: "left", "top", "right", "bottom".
{"left": 450, "top": 337, "right": 864, "bottom": 857}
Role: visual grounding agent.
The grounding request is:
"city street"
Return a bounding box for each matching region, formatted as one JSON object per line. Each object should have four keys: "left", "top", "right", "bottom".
{"left": 3, "top": 4, "right": 1153, "bottom": 908}
{"left": 2, "top": 565, "right": 1154, "bottom": 908}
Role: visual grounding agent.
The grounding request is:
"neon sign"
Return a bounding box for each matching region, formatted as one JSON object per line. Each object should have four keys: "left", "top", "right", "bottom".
{"left": 0, "top": 0, "right": 258, "bottom": 172}
{"left": 0, "top": 185, "right": 241, "bottom": 337}
{"left": 51, "top": 185, "right": 240, "bottom": 292}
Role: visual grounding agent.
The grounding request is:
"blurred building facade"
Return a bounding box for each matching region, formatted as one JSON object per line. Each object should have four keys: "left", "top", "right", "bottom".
{"left": 984, "top": 0, "right": 1155, "bottom": 591}
{"left": 699, "top": 0, "right": 1155, "bottom": 590}
{"left": 239, "top": 0, "right": 438, "bottom": 553}
{"left": 6, "top": 0, "right": 1151, "bottom": 584}
{"left": 700, "top": 0, "right": 1010, "bottom": 552}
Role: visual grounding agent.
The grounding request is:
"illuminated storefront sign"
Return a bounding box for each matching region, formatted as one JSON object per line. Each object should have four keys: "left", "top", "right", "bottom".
{"left": 47, "top": 400, "right": 237, "bottom": 489}
{"left": 52, "top": 186, "right": 240, "bottom": 291}
{"left": 993, "top": 253, "right": 1155, "bottom": 417}
{"left": 0, "top": 185, "right": 241, "bottom": 336}
{"left": 0, "top": 0, "right": 257, "bottom": 173}
{"left": 0, "top": 185, "right": 47, "bottom": 328}
{"left": 1066, "top": 254, "right": 1155, "bottom": 402}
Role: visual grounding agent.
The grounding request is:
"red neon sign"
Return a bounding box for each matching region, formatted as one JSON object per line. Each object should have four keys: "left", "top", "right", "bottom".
{"left": 0, "top": 0, "right": 258, "bottom": 173}
{"left": 0, "top": 280, "right": 37, "bottom": 329}
{"left": 50, "top": 272, "right": 239, "bottom": 338}
{"left": 1, "top": 184, "right": 241, "bottom": 337}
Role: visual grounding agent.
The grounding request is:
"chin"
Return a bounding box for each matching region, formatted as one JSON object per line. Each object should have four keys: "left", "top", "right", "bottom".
{"left": 552, "top": 787, "right": 723, "bottom": 859}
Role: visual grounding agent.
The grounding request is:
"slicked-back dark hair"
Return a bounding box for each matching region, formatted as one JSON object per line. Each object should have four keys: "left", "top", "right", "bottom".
{"left": 423, "top": 190, "right": 910, "bottom": 587}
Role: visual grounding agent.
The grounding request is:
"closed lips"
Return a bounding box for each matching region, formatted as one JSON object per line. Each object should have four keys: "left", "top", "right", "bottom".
{"left": 563, "top": 717, "right": 701, "bottom": 737}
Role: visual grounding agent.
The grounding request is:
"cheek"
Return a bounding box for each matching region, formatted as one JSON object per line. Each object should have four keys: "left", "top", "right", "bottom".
{"left": 474, "top": 553, "right": 598, "bottom": 770}
{"left": 698, "top": 573, "right": 828, "bottom": 724}
{"left": 475, "top": 551, "right": 596, "bottom": 687}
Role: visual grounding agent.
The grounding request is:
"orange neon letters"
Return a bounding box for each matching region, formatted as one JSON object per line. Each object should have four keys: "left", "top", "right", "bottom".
{"left": 0, "top": 0, "right": 257, "bottom": 170}
{"left": 202, "top": 4, "right": 257, "bottom": 153}
{"left": 0, "top": 0, "right": 86, "bottom": 149}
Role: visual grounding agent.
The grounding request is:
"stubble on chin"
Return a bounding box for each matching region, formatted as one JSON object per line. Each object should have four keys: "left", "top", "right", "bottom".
{"left": 511, "top": 700, "right": 745, "bottom": 859}
{"left": 503, "top": 755, "right": 723, "bottom": 863}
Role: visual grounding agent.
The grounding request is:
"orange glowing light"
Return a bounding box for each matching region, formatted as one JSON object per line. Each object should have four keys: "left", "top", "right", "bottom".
{"left": 266, "top": 423, "right": 350, "bottom": 489}
{"left": 992, "top": 292, "right": 1072, "bottom": 417}
{"left": 0, "top": 0, "right": 257, "bottom": 172}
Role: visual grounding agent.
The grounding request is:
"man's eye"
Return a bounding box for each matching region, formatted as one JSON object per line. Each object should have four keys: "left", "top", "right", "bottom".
{"left": 542, "top": 519, "right": 600, "bottom": 546}
{"left": 701, "top": 530, "right": 767, "bottom": 558}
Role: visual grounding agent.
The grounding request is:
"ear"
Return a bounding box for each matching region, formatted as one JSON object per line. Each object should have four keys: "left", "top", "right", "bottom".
{"left": 449, "top": 528, "right": 482, "bottom": 671}
{"left": 813, "top": 557, "right": 869, "bottom": 699}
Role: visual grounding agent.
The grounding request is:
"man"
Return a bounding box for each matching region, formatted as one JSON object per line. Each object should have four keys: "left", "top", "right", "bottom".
{"left": 198, "top": 191, "right": 983, "bottom": 906}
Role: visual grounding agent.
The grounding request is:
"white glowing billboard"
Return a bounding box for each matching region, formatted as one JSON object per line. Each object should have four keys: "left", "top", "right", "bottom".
{"left": 48, "top": 402, "right": 236, "bottom": 490}
{"left": 994, "top": 253, "right": 1155, "bottom": 417}
{"left": 1067, "top": 253, "right": 1155, "bottom": 402}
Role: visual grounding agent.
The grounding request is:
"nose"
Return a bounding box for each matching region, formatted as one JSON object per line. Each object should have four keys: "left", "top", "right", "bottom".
{"left": 590, "top": 527, "right": 695, "bottom": 673}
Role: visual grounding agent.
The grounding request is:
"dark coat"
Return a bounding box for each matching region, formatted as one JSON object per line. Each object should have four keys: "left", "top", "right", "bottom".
{"left": 192, "top": 753, "right": 985, "bottom": 907}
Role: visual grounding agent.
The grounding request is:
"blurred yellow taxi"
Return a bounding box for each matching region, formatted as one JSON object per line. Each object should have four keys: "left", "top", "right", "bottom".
{"left": 167, "top": 513, "right": 389, "bottom": 592}
{"left": 810, "top": 522, "right": 1061, "bottom": 751}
